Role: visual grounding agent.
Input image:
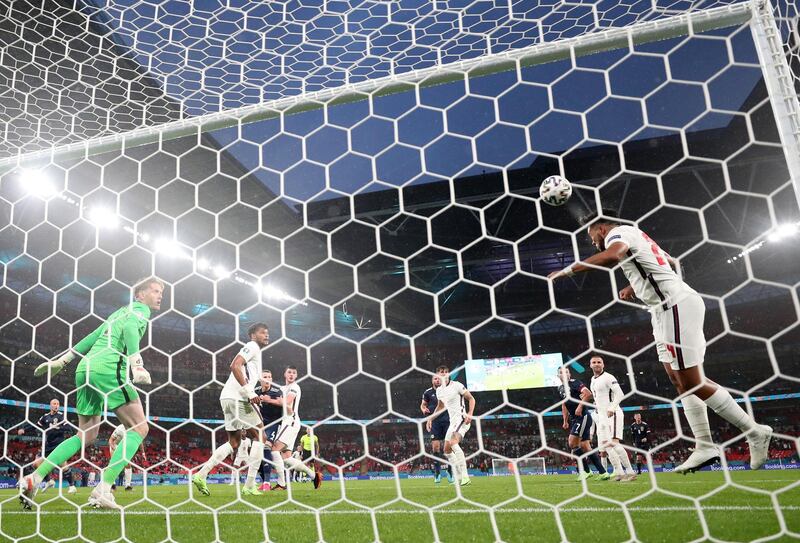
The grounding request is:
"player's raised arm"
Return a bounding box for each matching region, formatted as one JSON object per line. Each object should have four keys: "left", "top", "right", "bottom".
{"left": 33, "top": 322, "right": 108, "bottom": 378}
{"left": 548, "top": 239, "right": 629, "bottom": 281}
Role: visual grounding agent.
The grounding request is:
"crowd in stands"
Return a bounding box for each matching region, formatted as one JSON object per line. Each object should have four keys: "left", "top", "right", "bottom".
{"left": 3, "top": 404, "right": 796, "bottom": 483}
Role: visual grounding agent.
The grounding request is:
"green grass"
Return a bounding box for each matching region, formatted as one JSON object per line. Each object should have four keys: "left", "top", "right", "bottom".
{"left": 1, "top": 471, "right": 799, "bottom": 542}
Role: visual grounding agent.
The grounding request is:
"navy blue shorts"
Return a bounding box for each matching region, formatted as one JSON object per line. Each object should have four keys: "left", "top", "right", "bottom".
{"left": 569, "top": 414, "right": 594, "bottom": 441}
{"left": 430, "top": 417, "right": 449, "bottom": 441}
{"left": 264, "top": 421, "right": 281, "bottom": 444}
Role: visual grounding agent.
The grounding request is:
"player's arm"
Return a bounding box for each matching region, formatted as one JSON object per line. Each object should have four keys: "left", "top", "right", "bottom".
{"left": 420, "top": 395, "right": 430, "bottom": 415}
{"left": 122, "top": 312, "right": 152, "bottom": 385}
{"left": 109, "top": 424, "right": 126, "bottom": 455}
{"left": 230, "top": 354, "right": 260, "bottom": 406}
{"left": 425, "top": 401, "right": 446, "bottom": 431}
{"left": 574, "top": 385, "right": 587, "bottom": 417}
{"left": 283, "top": 391, "right": 297, "bottom": 417}
{"left": 607, "top": 381, "right": 625, "bottom": 415}
{"left": 462, "top": 389, "right": 476, "bottom": 425}
{"left": 36, "top": 414, "right": 48, "bottom": 431}
{"left": 34, "top": 322, "right": 108, "bottom": 377}
{"left": 548, "top": 240, "right": 629, "bottom": 281}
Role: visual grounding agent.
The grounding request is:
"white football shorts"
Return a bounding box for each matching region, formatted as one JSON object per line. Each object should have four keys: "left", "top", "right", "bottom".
{"left": 651, "top": 292, "right": 706, "bottom": 371}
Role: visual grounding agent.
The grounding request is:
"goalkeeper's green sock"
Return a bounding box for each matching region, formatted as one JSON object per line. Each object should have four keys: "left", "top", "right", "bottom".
{"left": 102, "top": 430, "right": 144, "bottom": 485}
{"left": 34, "top": 435, "right": 82, "bottom": 480}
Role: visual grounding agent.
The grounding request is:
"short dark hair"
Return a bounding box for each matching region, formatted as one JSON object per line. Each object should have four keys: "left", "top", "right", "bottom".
{"left": 588, "top": 352, "right": 604, "bottom": 361}
{"left": 580, "top": 208, "right": 623, "bottom": 228}
{"left": 247, "top": 322, "right": 268, "bottom": 336}
{"left": 435, "top": 365, "right": 449, "bottom": 373}
{"left": 133, "top": 277, "right": 164, "bottom": 297}
{"left": 285, "top": 365, "right": 297, "bottom": 371}
{"left": 262, "top": 369, "right": 272, "bottom": 375}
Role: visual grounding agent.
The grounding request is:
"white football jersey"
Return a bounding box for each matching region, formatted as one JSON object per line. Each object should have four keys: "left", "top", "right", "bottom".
{"left": 605, "top": 225, "right": 696, "bottom": 310}
{"left": 220, "top": 341, "right": 262, "bottom": 401}
{"left": 436, "top": 379, "right": 467, "bottom": 420}
{"left": 590, "top": 371, "right": 624, "bottom": 412}
{"left": 282, "top": 382, "right": 302, "bottom": 420}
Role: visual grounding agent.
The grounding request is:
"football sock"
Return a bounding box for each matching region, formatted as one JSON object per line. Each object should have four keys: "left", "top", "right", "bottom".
{"left": 451, "top": 444, "right": 468, "bottom": 479}
{"left": 433, "top": 459, "right": 441, "bottom": 476}
{"left": 259, "top": 460, "right": 272, "bottom": 484}
{"left": 103, "top": 430, "right": 143, "bottom": 485}
{"left": 198, "top": 442, "right": 233, "bottom": 478}
{"left": 572, "top": 448, "right": 589, "bottom": 473}
{"left": 271, "top": 451, "right": 286, "bottom": 486}
{"left": 588, "top": 451, "right": 606, "bottom": 474}
{"left": 35, "top": 435, "right": 81, "bottom": 480}
{"left": 704, "top": 387, "right": 758, "bottom": 434}
{"left": 245, "top": 440, "right": 264, "bottom": 488}
{"left": 606, "top": 447, "right": 623, "bottom": 475}
{"left": 285, "top": 457, "right": 314, "bottom": 476}
{"left": 681, "top": 394, "right": 714, "bottom": 448}
{"left": 613, "top": 443, "right": 633, "bottom": 474}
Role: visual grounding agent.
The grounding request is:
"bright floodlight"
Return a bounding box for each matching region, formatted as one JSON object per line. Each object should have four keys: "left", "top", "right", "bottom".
{"left": 86, "top": 206, "right": 119, "bottom": 229}
{"left": 767, "top": 223, "right": 798, "bottom": 243}
{"left": 19, "top": 169, "right": 57, "bottom": 199}
{"left": 154, "top": 238, "right": 186, "bottom": 258}
{"left": 212, "top": 265, "right": 230, "bottom": 279}
{"left": 197, "top": 258, "right": 209, "bottom": 270}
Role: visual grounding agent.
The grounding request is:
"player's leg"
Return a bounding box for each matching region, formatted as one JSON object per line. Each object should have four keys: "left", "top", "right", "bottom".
{"left": 611, "top": 440, "right": 635, "bottom": 480}
{"left": 430, "top": 439, "right": 442, "bottom": 482}
{"left": 666, "top": 295, "right": 771, "bottom": 470}
{"left": 568, "top": 430, "right": 589, "bottom": 480}
{"left": 580, "top": 417, "right": 605, "bottom": 476}
{"left": 62, "top": 462, "right": 77, "bottom": 493}
{"left": 195, "top": 429, "right": 239, "bottom": 495}
{"left": 242, "top": 426, "right": 265, "bottom": 492}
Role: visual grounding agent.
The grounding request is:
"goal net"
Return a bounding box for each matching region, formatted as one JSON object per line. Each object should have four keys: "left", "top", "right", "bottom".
{"left": 0, "top": 0, "right": 799, "bottom": 541}
{"left": 492, "top": 458, "right": 546, "bottom": 477}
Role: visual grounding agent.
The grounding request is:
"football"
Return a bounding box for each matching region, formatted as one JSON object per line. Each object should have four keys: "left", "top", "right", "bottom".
{"left": 539, "top": 175, "right": 573, "bottom": 206}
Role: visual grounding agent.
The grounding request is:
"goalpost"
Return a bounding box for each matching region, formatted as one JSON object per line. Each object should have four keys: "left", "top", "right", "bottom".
{"left": 1, "top": 0, "right": 799, "bottom": 541}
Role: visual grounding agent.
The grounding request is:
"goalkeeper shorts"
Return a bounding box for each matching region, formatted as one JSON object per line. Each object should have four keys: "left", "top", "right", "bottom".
{"left": 75, "top": 368, "right": 139, "bottom": 416}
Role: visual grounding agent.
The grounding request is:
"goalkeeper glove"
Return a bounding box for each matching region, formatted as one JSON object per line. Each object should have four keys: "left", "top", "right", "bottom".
{"left": 130, "top": 354, "right": 151, "bottom": 385}
{"left": 34, "top": 352, "right": 75, "bottom": 378}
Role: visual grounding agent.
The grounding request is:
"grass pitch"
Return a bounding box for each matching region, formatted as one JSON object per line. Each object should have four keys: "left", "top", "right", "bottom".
{"left": 1, "top": 471, "right": 798, "bottom": 542}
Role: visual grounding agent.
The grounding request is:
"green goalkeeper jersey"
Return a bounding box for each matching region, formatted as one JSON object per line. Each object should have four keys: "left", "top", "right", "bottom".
{"left": 73, "top": 301, "right": 151, "bottom": 375}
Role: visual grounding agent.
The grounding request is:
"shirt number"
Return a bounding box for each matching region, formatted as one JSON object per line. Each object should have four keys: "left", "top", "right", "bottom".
{"left": 641, "top": 232, "right": 667, "bottom": 266}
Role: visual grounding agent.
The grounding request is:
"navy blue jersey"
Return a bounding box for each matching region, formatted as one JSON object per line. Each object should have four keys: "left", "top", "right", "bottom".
{"left": 255, "top": 382, "right": 283, "bottom": 424}
{"left": 422, "top": 387, "right": 449, "bottom": 423}
{"left": 630, "top": 421, "right": 650, "bottom": 441}
{"left": 37, "top": 411, "right": 68, "bottom": 445}
{"left": 557, "top": 379, "right": 587, "bottom": 419}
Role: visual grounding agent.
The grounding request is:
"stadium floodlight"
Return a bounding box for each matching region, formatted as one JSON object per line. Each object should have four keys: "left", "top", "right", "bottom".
{"left": 154, "top": 237, "right": 189, "bottom": 259}
{"left": 86, "top": 206, "right": 119, "bottom": 229}
{"left": 767, "top": 223, "right": 798, "bottom": 242}
{"left": 197, "top": 258, "right": 209, "bottom": 270}
{"left": 19, "top": 169, "right": 57, "bottom": 199}
{"left": 212, "top": 265, "right": 230, "bottom": 279}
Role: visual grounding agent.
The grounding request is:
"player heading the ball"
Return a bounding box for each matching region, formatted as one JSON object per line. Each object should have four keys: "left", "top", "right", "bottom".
{"left": 548, "top": 212, "right": 772, "bottom": 473}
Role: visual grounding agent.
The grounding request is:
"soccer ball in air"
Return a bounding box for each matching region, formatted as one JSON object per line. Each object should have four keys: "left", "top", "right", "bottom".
{"left": 539, "top": 175, "right": 572, "bottom": 206}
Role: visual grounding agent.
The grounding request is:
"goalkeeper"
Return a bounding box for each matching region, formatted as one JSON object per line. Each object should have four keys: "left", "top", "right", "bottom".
{"left": 19, "top": 277, "right": 162, "bottom": 510}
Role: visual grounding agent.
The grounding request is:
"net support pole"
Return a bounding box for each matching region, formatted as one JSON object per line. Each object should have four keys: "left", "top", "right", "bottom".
{"left": 750, "top": 0, "right": 800, "bottom": 207}
{"left": 0, "top": 3, "right": 754, "bottom": 174}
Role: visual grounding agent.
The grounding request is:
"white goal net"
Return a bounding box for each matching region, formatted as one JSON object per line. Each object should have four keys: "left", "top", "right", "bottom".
{"left": 0, "top": 0, "right": 799, "bottom": 542}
